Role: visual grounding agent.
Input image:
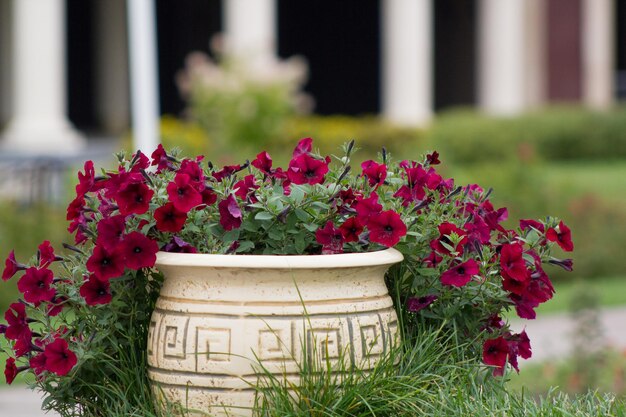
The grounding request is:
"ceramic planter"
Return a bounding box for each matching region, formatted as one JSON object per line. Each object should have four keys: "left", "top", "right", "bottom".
{"left": 147, "top": 248, "right": 403, "bottom": 416}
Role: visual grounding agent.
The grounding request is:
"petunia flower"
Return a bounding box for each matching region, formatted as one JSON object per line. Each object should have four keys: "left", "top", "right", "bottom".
{"left": 121, "top": 232, "right": 159, "bottom": 270}
{"left": 292, "top": 137, "right": 313, "bottom": 157}
{"left": 482, "top": 336, "right": 510, "bottom": 376}
{"left": 234, "top": 175, "right": 259, "bottom": 202}
{"left": 440, "top": 259, "right": 479, "bottom": 287}
{"left": 252, "top": 151, "right": 273, "bottom": 174}
{"left": 368, "top": 210, "right": 407, "bottom": 247}
{"left": 43, "top": 338, "right": 77, "bottom": 376}
{"left": 519, "top": 219, "right": 545, "bottom": 233}
{"left": 86, "top": 245, "right": 125, "bottom": 280}
{"left": 80, "top": 276, "right": 112, "bottom": 306}
{"left": 29, "top": 353, "right": 47, "bottom": 376}
{"left": 4, "top": 303, "right": 31, "bottom": 342}
{"left": 167, "top": 173, "right": 202, "bottom": 213}
{"left": 361, "top": 160, "right": 387, "bottom": 187}
{"left": 115, "top": 181, "right": 154, "bottom": 215}
{"left": 4, "top": 358, "right": 18, "bottom": 385}
{"left": 212, "top": 164, "right": 242, "bottom": 182}
{"left": 406, "top": 295, "right": 438, "bottom": 312}
{"left": 162, "top": 236, "right": 198, "bottom": 253}
{"left": 179, "top": 159, "right": 205, "bottom": 192}
{"left": 218, "top": 194, "right": 242, "bottom": 231}
{"left": 37, "top": 241, "right": 58, "bottom": 268}
{"left": 96, "top": 215, "right": 127, "bottom": 250}
{"left": 315, "top": 221, "right": 344, "bottom": 254}
{"left": 155, "top": 203, "right": 188, "bottom": 233}
{"left": 17, "top": 267, "right": 56, "bottom": 304}
{"left": 2, "top": 250, "right": 25, "bottom": 281}
{"left": 500, "top": 243, "right": 529, "bottom": 282}
{"left": 339, "top": 217, "right": 365, "bottom": 243}
{"left": 287, "top": 153, "right": 329, "bottom": 185}
{"left": 355, "top": 193, "right": 383, "bottom": 221}
{"left": 546, "top": 220, "right": 574, "bottom": 252}
{"left": 430, "top": 222, "right": 468, "bottom": 255}
{"left": 150, "top": 144, "right": 174, "bottom": 172}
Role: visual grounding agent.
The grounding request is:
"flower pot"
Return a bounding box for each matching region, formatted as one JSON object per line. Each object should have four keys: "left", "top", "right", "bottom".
{"left": 147, "top": 248, "right": 403, "bottom": 416}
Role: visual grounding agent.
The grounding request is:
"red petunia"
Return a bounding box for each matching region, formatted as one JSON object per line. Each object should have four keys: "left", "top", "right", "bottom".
{"left": 4, "top": 303, "right": 31, "bottom": 342}
{"left": 218, "top": 194, "right": 242, "bottom": 231}
{"left": 155, "top": 203, "right": 188, "bottom": 233}
{"left": 121, "top": 232, "right": 159, "bottom": 270}
{"left": 519, "top": 219, "right": 545, "bottom": 233}
{"left": 440, "top": 259, "right": 479, "bottom": 287}
{"left": 287, "top": 153, "right": 329, "bottom": 185}
{"left": 546, "top": 220, "right": 573, "bottom": 252}
{"left": 167, "top": 173, "right": 202, "bottom": 213}
{"left": 406, "top": 295, "right": 438, "bottom": 312}
{"left": 80, "top": 276, "right": 112, "bottom": 306}
{"left": 368, "top": 210, "right": 407, "bottom": 247}
{"left": 315, "top": 221, "right": 344, "bottom": 254}
{"left": 339, "top": 217, "right": 365, "bottom": 243}
{"left": 96, "top": 215, "right": 127, "bottom": 250}
{"left": 37, "top": 241, "right": 57, "bottom": 268}
{"left": 151, "top": 144, "right": 173, "bottom": 172}
{"left": 30, "top": 353, "right": 47, "bottom": 376}
{"left": 212, "top": 164, "right": 242, "bottom": 182}
{"left": 66, "top": 194, "right": 85, "bottom": 221}
{"left": 86, "top": 245, "right": 125, "bottom": 280}
{"left": 361, "top": 160, "right": 387, "bottom": 187}
{"left": 430, "top": 222, "right": 468, "bottom": 255}
{"left": 426, "top": 151, "right": 441, "bottom": 165}
{"left": 234, "top": 175, "right": 259, "bottom": 202}
{"left": 355, "top": 193, "right": 383, "bottom": 221}
{"left": 252, "top": 151, "right": 273, "bottom": 174}
{"left": 2, "top": 250, "right": 25, "bottom": 281}
{"left": 43, "top": 338, "right": 77, "bottom": 376}
{"left": 17, "top": 267, "right": 56, "bottom": 304}
{"left": 482, "top": 337, "right": 510, "bottom": 376}
{"left": 162, "top": 236, "right": 198, "bottom": 253}
{"left": 115, "top": 181, "right": 154, "bottom": 215}
{"left": 4, "top": 358, "right": 18, "bottom": 384}
{"left": 292, "top": 137, "right": 313, "bottom": 157}
{"left": 201, "top": 188, "right": 218, "bottom": 206}
{"left": 500, "top": 243, "right": 529, "bottom": 282}
{"left": 179, "top": 159, "right": 205, "bottom": 192}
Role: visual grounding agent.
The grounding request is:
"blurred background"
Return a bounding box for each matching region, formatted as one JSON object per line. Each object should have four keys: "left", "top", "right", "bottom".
{"left": 0, "top": 0, "right": 625, "bottom": 399}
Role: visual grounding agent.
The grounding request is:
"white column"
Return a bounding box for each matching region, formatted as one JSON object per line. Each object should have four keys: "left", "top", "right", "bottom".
{"left": 381, "top": 0, "right": 432, "bottom": 127}
{"left": 127, "top": 0, "right": 160, "bottom": 154}
{"left": 0, "top": 0, "right": 12, "bottom": 125}
{"left": 95, "top": 0, "right": 130, "bottom": 134}
{"left": 582, "top": 0, "right": 614, "bottom": 109}
{"left": 478, "top": 0, "right": 527, "bottom": 115}
{"left": 1, "top": 0, "right": 85, "bottom": 154}
{"left": 223, "top": 0, "right": 276, "bottom": 69}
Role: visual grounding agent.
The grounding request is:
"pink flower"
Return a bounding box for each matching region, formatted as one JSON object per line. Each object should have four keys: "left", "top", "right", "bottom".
{"left": 368, "top": 210, "right": 407, "bottom": 247}
{"left": 440, "top": 259, "right": 479, "bottom": 287}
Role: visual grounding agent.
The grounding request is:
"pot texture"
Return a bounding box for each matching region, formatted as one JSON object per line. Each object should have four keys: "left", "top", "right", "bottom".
{"left": 147, "top": 248, "right": 403, "bottom": 416}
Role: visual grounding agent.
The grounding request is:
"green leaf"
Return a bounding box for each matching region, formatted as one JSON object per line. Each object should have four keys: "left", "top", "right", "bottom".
{"left": 254, "top": 211, "right": 274, "bottom": 221}
{"left": 295, "top": 208, "right": 310, "bottom": 221}
{"left": 235, "top": 241, "right": 255, "bottom": 253}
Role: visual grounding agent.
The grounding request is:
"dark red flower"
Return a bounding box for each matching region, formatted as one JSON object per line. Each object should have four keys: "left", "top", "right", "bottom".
{"left": 167, "top": 173, "right": 202, "bottom": 213}
{"left": 4, "top": 303, "right": 30, "bottom": 341}
{"left": 426, "top": 151, "right": 440, "bottom": 165}
{"left": 37, "top": 241, "right": 57, "bottom": 268}
{"left": 2, "top": 251, "right": 25, "bottom": 281}
{"left": 4, "top": 358, "right": 18, "bottom": 384}
{"left": 519, "top": 219, "right": 545, "bottom": 233}
{"left": 315, "top": 221, "right": 344, "bottom": 254}
{"left": 17, "top": 267, "right": 56, "bottom": 304}
{"left": 430, "top": 222, "right": 468, "bottom": 255}
{"left": 500, "top": 243, "right": 529, "bottom": 282}
{"left": 287, "top": 153, "right": 329, "bottom": 185}
{"left": 201, "top": 188, "right": 218, "bottom": 206}
{"left": 218, "top": 194, "right": 242, "bottom": 231}
{"left": 14, "top": 336, "right": 32, "bottom": 357}
{"left": 80, "top": 276, "right": 112, "bottom": 306}
{"left": 361, "top": 160, "right": 387, "bottom": 187}
{"left": 179, "top": 159, "right": 205, "bottom": 191}
{"left": 252, "top": 151, "right": 273, "bottom": 174}
{"left": 213, "top": 164, "right": 242, "bottom": 182}
{"left": 96, "top": 215, "right": 127, "bottom": 250}
{"left": 355, "top": 193, "right": 383, "bottom": 221}
{"left": 129, "top": 150, "right": 150, "bottom": 172}
{"left": 292, "top": 137, "right": 312, "bottom": 157}
{"left": 509, "top": 293, "right": 540, "bottom": 320}
{"left": 162, "top": 236, "right": 198, "bottom": 253}
{"left": 76, "top": 160, "right": 97, "bottom": 196}
{"left": 66, "top": 194, "right": 85, "bottom": 221}
{"left": 368, "top": 210, "right": 407, "bottom": 247}
{"left": 43, "top": 338, "right": 77, "bottom": 376}
{"left": 406, "top": 295, "right": 438, "bottom": 312}
{"left": 482, "top": 337, "right": 509, "bottom": 376}
{"left": 548, "top": 258, "right": 574, "bottom": 271}
{"left": 546, "top": 220, "right": 573, "bottom": 252}
{"left": 339, "top": 217, "right": 365, "bottom": 243}
{"left": 423, "top": 251, "right": 443, "bottom": 267}
{"left": 30, "top": 353, "right": 47, "bottom": 376}
{"left": 86, "top": 245, "right": 125, "bottom": 280}
{"left": 440, "top": 259, "right": 479, "bottom": 287}
{"left": 121, "top": 232, "right": 159, "bottom": 270}
{"left": 515, "top": 330, "right": 532, "bottom": 360}
{"left": 151, "top": 144, "right": 173, "bottom": 172}
{"left": 502, "top": 275, "right": 530, "bottom": 295}
{"left": 47, "top": 296, "right": 67, "bottom": 317}
{"left": 115, "top": 181, "right": 153, "bottom": 215}
{"left": 234, "top": 175, "right": 259, "bottom": 202}
{"left": 155, "top": 203, "right": 188, "bottom": 233}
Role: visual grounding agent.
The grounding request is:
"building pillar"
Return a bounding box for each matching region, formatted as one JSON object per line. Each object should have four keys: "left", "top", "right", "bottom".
{"left": 381, "top": 0, "right": 432, "bottom": 127}
{"left": 1, "top": 0, "right": 85, "bottom": 154}
{"left": 582, "top": 0, "right": 614, "bottom": 109}
{"left": 127, "top": 0, "right": 160, "bottom": 154}
{"left": 524, "top": 0, "right": 547, "bottom": 107}
{"left": 0, "top": 0, "right": 12, "bottom": 126}
{"left": 223, "top": 0, "right": 276, "bottom": 69}
{"left": 478, "top": 0, "right": 527, "bottom": 115}
{"left": 95, "top": 0, "right": 130, "bottom": 134}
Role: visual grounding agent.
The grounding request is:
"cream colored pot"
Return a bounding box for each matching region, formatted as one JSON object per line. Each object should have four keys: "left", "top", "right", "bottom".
{"left": 147, "top": 248, "right": 404, "bottom": 416}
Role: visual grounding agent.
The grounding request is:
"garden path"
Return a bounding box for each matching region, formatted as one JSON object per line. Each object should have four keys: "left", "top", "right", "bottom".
{"left": 2, "top": 305, "right": 626, "bottom": 416}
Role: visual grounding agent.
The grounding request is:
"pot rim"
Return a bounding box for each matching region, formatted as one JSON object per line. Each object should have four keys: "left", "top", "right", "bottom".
{"left": 155, "top": 247, "right": 404, "bottom": 269}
